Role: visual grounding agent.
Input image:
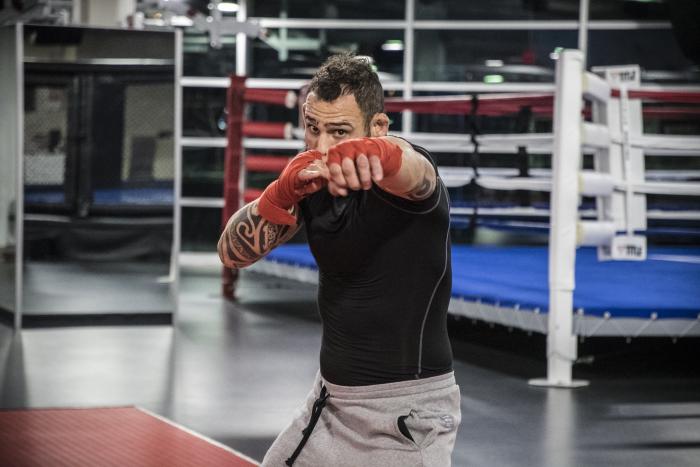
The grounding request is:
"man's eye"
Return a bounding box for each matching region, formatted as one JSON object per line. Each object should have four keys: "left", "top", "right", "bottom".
{"left": 308, "top": 126, "right": 319, "bottom": 135}
{"left": 334, "top": 129, "right": 347, "bottom": 137}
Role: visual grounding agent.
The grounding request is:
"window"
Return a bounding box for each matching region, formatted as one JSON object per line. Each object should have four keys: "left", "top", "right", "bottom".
{"left": 414, "top": 30, "right": 577, "bottom": 82}
{"left": 249, "top": 0, "right": 405, "bottom": 19}
{"left": 183, "top": 88, "right": 227, "bottom": 137}
{"left": 589, "top": 0, "right": 670, "bottom": 20}
{"left": 588, "top": 29, "right": 699, "bottom": 83}
{"left": 415, "top": 0, "right": 580, "bottom": 20}
{"left": 183, "top": 148, "right": 224, "bottom": 198}
{"left": 250, "top": 29, "right": 405, "bottom": 80}
{"left": 183, "top": 31, "right": 238, "bottom": 77}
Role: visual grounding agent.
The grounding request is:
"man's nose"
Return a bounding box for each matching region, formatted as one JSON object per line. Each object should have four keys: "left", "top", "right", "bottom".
{"left": 315, "top": 133, "right": 335, "bottom": 155}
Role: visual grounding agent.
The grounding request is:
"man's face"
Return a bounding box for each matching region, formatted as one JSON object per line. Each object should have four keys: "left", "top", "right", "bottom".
{"left": 303, "top": 92, "right": 368, "bottom": 157}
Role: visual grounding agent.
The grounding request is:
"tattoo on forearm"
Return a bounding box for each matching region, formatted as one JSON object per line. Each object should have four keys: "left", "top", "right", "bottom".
{"left": 408, "top": 171, "right": 436, "bottom": 200}
{"left": 221, "top": 202, "right": 297, "bottom": 268}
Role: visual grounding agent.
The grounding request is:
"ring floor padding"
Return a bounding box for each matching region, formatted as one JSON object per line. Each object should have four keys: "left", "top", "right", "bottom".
{"left": 0, "top": 407, "right": 258, "bottom": 467}
{"left": 25, "top": 187, "right": 174, "bottom": 206}
{"left": 264, "top": 244, "right": 700, "bottom": 319}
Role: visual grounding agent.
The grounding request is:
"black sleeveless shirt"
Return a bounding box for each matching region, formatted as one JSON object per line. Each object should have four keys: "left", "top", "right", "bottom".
{"left": 299, "top": 144, "right": 453, "bottom": 386}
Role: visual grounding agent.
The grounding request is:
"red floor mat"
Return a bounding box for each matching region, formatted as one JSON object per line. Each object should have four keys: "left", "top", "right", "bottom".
{"left": 0, "top": 407, "right": 259, "bottom": 466}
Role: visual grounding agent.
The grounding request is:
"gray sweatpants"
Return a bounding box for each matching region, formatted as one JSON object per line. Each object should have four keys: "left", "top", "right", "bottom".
{"left": 262, "top": 371, "right": 461, "bottom": 467}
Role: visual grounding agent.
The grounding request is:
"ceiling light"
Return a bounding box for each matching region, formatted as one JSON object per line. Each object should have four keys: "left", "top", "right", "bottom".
{"left": 217, "top": 2, "right": 239, "bottom": 13}
{"left": 381, "top": 40, "right": 404, "bottom": 52}
{"left": 549, "top": 46, "right": 564, "bottom": 60}
{"left": 483, "top": 74, "right": 504, "bottom": 84}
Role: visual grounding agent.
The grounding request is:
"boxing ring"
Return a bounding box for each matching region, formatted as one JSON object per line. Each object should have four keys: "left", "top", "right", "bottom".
{"left": 218, "top": 49, "right": 700, "bottom": 387}
{"left": 253, "top": 243, "right": 700, "bottom": 335}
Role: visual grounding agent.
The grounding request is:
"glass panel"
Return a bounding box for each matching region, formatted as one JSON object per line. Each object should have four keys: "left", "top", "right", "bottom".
{"left": 589, "top": 0, "right": 670, "bottom": 20}
{"left": 88, "top": 77, "right": 174, "bottom": 213}
{"left": 588, "top": 29, "right": 700, "bottom": 84}
{"left": 414, "top": 30, "right": 577, "bottom": 82}
{"left": 24, "top": 83, "right": 70, "bottom": 209}
{"left": 123, "top": 83, "right": 175, "bottom": 183}
{"left": 183, "top": 87, "right": 227, "bottom": 137}
{"left": 183, "top": 31, "right": 237, "bottom": 77}
{"left": 251, "top": 29, "right": 404, "bottom": 81}
{"left": 24, "top": 26, "right": 175, "bottom": 61}
{"left": 0, "top": 26, "right": 19, "bottom": 321}
{"left": 24, "top": 25, "right": 173, "bottom": 63}
{"left": 21, "top": 26, "right": 176, "bottom": 321}
{"left": 250, "top": 0, "right": 404, "bottom": 19}
{"left": 415, "top": 0, "right": 580, "bottom": 20}
{"left": 183, "top": 148, "right": 224, "bottom": 198}
{"left": 182, "top": 206, "right": 222, "bottom": 252}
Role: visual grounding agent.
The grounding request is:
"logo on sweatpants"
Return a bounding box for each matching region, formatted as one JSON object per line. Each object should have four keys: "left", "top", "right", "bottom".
{"left": 439, "top": 414, "right": 455, "bottom": 430}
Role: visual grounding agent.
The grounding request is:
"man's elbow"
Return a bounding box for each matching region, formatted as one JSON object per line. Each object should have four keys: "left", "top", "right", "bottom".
{"left": 217, "top": 240, "right": 228, "bottom": 266}
{"left": 217, "top": 238, "right": 235, "bottom": 269}
{"left": 218, "top": 241, "right": 253, "bottom": 270}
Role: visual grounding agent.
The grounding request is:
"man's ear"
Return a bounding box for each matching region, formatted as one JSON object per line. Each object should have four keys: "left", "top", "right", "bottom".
{"left": 369, "top": 113, "right": 390, "bottom": 137}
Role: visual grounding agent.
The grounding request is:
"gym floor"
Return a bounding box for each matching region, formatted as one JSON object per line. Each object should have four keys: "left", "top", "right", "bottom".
{"left": 1, "top": 270, "right": 699, "bottom": 466}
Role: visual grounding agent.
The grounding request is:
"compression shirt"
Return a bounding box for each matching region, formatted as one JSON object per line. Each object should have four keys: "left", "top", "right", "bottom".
{"left": 299, "top": 143, "right": 453, "bottom": 386}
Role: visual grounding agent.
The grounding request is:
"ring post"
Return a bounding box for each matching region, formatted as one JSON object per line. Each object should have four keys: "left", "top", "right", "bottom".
{"left": 221, "top": 75, "right": 246, "bottom": 300}
{"left": 529, "top": 49, "right": 589, "bottom": 388}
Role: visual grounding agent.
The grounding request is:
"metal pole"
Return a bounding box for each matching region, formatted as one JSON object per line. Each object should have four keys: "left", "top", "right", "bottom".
{"left": 401, "top": 0, "right": 415, "bottom": 134}
{"left": 236, "top": 0, "right": 248, "bottom": 76}
{"left": 171, "top": 28, "right": 183, "bottom": 320}
{"left": 578, "top": 0, "right": 590, "bottom": 69}
{"left": 15, "top": 23, "right": 25, "bottom": 331}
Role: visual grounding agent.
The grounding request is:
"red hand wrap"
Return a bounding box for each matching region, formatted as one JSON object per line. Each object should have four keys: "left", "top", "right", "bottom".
{"left": 257, "top": 149, "right": 323, "bottom": 225}
{"left": 326, "top": 137, "right": 403, "bottom": 177}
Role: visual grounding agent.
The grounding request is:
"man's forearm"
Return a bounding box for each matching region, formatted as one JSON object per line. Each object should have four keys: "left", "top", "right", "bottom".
{"left": 380, "top": 136, "right": 437, "bottom": 201}
{"left": 218, "top": 201, "right": 299, "bottom": 269}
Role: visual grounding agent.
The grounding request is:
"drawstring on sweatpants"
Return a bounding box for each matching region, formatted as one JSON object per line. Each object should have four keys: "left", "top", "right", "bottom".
{"left": 285, "top": 385, "right": 330, "bottom": 466}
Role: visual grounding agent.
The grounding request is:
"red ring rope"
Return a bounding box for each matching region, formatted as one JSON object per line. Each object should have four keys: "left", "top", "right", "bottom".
{"left": 244, "top": 188, "right": 264, "bottom": 204}
{"left": 385, "top": 90, "right": 700, "bottom": 116}
{"left": 385, "top": 94, "right": 554, "bottom": 116}
{"left": 244, "top": 88, "right": 297, "bottom": 108}
{"left": 245, "top": 155, "right": 291, "bottom": 172}
{"left": 243, "top": 122, "right": 292, "bottom": 139}
{"left": 618, "top": 89, "right": 700, "bottom": 104}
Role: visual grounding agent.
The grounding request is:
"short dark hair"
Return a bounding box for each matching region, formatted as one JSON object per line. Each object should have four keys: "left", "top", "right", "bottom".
{"left": 308, "top": 53, "right": 384, "bottom": 132}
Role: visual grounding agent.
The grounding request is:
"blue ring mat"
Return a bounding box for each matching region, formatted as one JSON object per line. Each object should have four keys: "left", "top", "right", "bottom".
{"left": 264, "top": 244, "right": 700, "bottom": 320}
{"left": 24, "top": 187, "right": 174, "bottom": 206}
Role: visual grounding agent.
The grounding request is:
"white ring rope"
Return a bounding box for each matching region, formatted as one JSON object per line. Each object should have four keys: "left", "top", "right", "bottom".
{"left": 449, "top": 206, "right": 700, "bottom": 221}
{"left": 438, "top": 166, "right": 700, "bottom": 182}
{"left": 438, "top": 167, "right": 700, "bottom": 196}
{"left": 470, "top": 177, "right": 700, "bottom": 197}
{"left": 286, "top": 128, "right": 700, "bottom": 156}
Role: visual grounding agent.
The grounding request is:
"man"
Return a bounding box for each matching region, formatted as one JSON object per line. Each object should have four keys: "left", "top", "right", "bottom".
{"left": 218, "top": 54, "right": 460, "bottom": 467}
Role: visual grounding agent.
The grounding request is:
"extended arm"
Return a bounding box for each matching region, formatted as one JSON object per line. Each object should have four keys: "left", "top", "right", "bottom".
{"left": 218, "top": 149, "right": 324, "bottom": 269}
{"left": 324, "top": 136, "right": 437, "bottom": 201}
{"left": 377, "top": 136, "right": 437, "bottom": 201}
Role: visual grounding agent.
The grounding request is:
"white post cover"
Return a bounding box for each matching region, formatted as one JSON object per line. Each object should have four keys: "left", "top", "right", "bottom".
{"left": 529, "top": 49, "right": 589, "bottom": 388}
{"left": 592, "top": 65, "right": 647, "bottom": 261}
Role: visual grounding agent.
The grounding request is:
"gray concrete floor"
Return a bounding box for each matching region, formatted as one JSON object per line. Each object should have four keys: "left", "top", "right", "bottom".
{"left": 1, "top": 270, "right": 699, "bottom": 466}
{"left": 22, "top": 260, "right": 173, "bottom": 315}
